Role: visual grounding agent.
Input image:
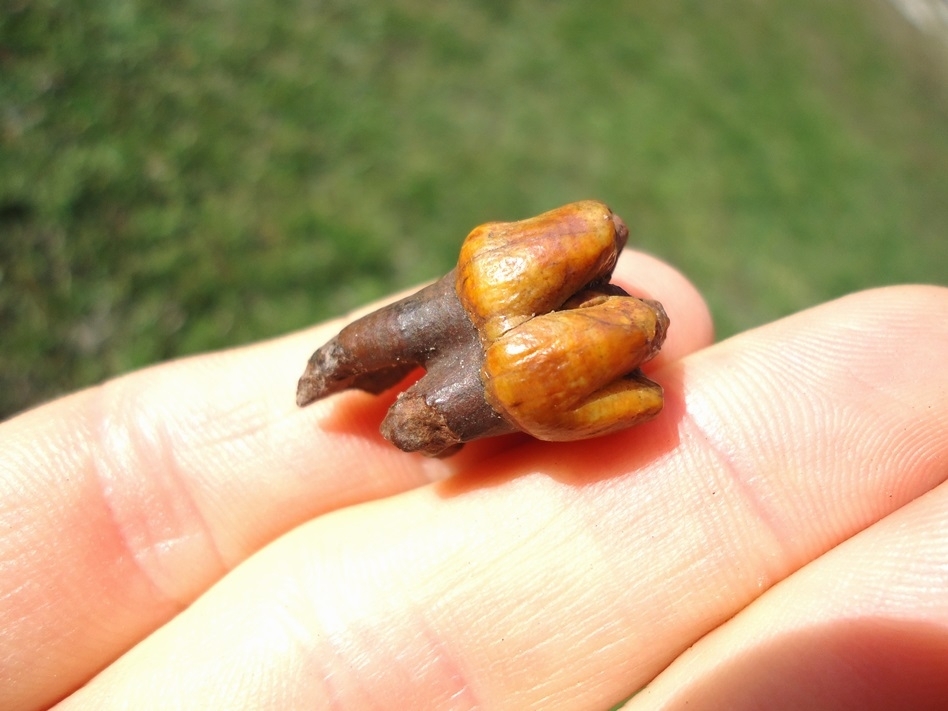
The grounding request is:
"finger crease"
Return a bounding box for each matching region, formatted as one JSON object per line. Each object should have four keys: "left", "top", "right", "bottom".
{"left": 86, "top": 380, "right": 228, "bottom": 608}
{"left": 678, "top": 404, "right": 798, "bottom": 590}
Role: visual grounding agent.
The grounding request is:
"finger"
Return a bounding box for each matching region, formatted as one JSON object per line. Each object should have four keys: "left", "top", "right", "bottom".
{"left": 55, "top": 285, "right": 948, "bottom": 711}
{"left": 0, "top": 250, "right": 708, "bottom": 710}
{"left": 626, "top": 481, "right": 948, "bottom": 711}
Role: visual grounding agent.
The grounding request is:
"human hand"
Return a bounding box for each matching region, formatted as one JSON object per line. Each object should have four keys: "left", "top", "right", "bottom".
{"left": 2, "top": 252, "right": 946, "bottom": 711}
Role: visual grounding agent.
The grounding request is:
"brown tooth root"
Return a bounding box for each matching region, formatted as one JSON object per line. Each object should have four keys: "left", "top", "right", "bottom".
{"left": 296, "top": 275, "right": 462, "bottom": 404}
{"left": 296, "top": 200, "right": 669, "bottom": 457}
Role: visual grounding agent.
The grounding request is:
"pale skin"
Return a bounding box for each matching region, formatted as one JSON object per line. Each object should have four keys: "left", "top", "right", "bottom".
{"left": 2, "top": 251, "right": 947, "bottom": 711}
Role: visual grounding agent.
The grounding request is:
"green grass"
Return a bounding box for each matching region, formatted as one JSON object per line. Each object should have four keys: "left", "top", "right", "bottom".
{"left": 2, "top": 0, "right": 947, "bottom": 420}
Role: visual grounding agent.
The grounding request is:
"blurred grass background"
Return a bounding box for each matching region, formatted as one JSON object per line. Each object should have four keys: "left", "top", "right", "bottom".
{"left": 2, "top": 0, "right": 947, "bottom": 420}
